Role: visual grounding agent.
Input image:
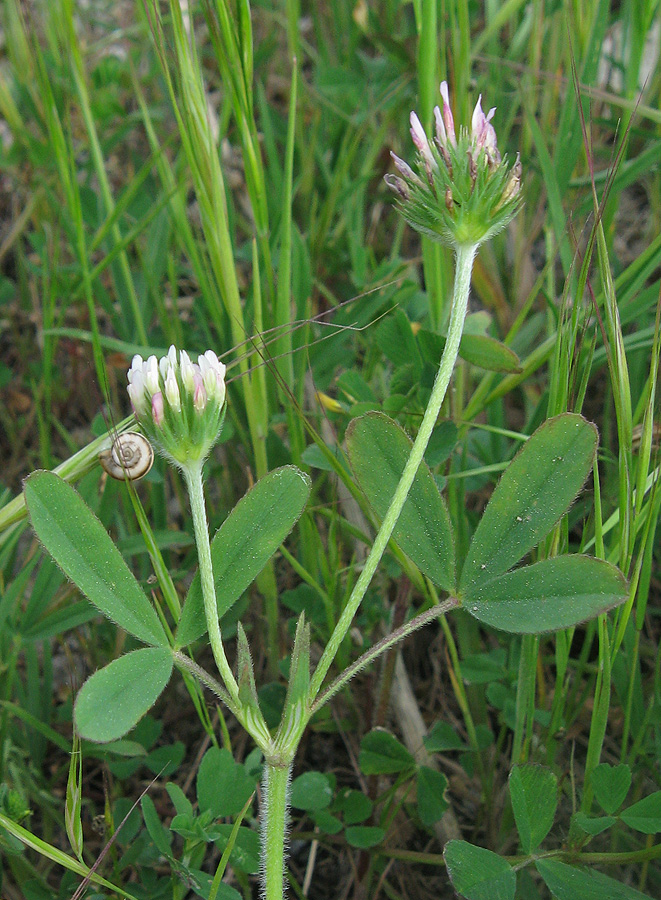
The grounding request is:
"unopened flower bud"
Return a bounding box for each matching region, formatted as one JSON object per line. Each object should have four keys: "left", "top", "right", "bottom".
{"left": 165, "top": 367, "right": 181, "bottom": 411}
{"left": 152, "top": 391, "right": 164, "bottom": 426}
{"left": 384, "top": 174, "right": 410, "bottom": 201}
{"left": 193, "top": 376, "right": 206, "bottom": 412}
{"left": 467, "top": 149, "right": 478, "bottom": 189}
{"left": 439, "top": 82, "right": 456, "bottom": 147}
{"left": 180, "top": 350, "right": 196, "bottom": 392}
{"left": 499, "top": 154, "right": 522, "bottom": 205}
{"left": 410, "top": 112, "right": 435, "bottom": 169}
{"left": 145, "top": 356, "right": 159, "bottom": 394}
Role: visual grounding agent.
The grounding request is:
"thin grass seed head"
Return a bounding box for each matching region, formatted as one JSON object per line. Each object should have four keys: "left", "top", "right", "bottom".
{"left": 127, "top": 346, "right": 227, "bottom": 468}
{"left": 385, "top": 81, "right": 522, "bottom": 248}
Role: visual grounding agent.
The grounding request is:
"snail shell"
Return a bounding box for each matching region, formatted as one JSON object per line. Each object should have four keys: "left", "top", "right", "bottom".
{"left": 99, "top": 432, "right": 154, "bottom": 481}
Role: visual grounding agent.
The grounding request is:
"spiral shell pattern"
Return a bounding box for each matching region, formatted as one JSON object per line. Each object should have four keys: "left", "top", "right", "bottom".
{"left": 98, "top": 432, "right": 154, "bottom": 481}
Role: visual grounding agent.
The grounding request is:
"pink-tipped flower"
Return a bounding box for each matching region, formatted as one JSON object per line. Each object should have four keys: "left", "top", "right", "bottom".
{"left": 471, "top": 95, "right": 499, "bottom": 161}
{"left": 126, "top": 345, "right": 228, "bottom": 468}
{"left": 151, "top": 391, "right": 164, "bottom": 426}
{"left": 410, "top": 112, "right": 436, "bottom": 171}
{"left": 437, "top": 82, "right": 456, "bottom": 147}
{"left": 193, "top": 374, "right": 207, "bottom": 413}
{"left": 386, "top": 81, "right": 522, "bottom": 248}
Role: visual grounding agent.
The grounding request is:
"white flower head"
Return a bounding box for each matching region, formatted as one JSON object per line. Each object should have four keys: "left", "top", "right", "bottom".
{"left": 126, "top": 346, "right": 228, "bottom": 469}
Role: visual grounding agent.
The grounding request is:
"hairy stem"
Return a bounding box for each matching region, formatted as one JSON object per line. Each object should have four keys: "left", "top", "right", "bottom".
{"left": 184, "top": 463, "right": 240, "bottom": 704}
{"left": 262, "top": 762, "right": 292, "bottom": 900}
{"left": 310, "top": 597, "right": 459, "bottom": 716}
{"left": 172, "top": 650, "right": 236, "bottom": 712}
{"left": 308, "top": 242, "right": 478, "bottom": 702}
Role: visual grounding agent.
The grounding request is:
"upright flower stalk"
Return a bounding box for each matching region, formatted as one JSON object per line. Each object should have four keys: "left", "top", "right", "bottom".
{"left": 309, "top": 83, "right": 522, "bottom": 706}
{"left": 127, "top": 347, "right": 240, "bottom": 703}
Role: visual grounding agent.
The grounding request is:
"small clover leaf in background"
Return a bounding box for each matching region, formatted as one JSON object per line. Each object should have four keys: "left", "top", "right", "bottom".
{"left": 312, "top": 809, "right": 342, "bottom": 835}
{"left": 536, "top": 858, "right": 655, "bottom": 899}
{"left": 344, "top": 826, "right": 385, "bottom": 849}
{"left": 290, "top": 771, "right": 333, "bottom": 812}
{"left": 141, "top": 795, "right": 173, "bottom": 857}
{"left": 424, "top": 721, "right": 467, "bottom": 752}
{"left": 196, "top": 748, "right": 256, "bottom": 818}
{"left": 444, "top": 840, "right": 516, "bottom": 900}
{"left": 620, "top": 792, "right": 661, "bottom": 834}
{"left": 358, "top": 729, "right": 416, "bottom": 775}
{"left": 416, "top": 767, "right": 449, "bottom": 827}
{"left": 509, "top": 765, "right": 557, "bottom": 853}
{"left": 591, "top": 763, "right": 632, "bottom": 815}
{"left": 335, "top": 788, "right": 373, "bottom": 825}
{"left": 573, "top": 811, "right": 617, "bottom": 836}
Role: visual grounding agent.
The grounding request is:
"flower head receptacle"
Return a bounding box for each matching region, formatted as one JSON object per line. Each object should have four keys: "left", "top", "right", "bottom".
{"left": 127, "top": 346, "right": 227, "bottom": 469}
{"left": 385, "top": 81, "right": 522, "bottom": 248}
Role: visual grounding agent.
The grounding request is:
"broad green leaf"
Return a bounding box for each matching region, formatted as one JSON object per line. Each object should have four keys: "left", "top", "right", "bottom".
{"left": 536, "top": 858, "right": 655, "bottom": 900}
{"left": 25, "top": 472, "right": 168, "bottom": 647}
{"left": 290, "top": 771, "right": 333, "bottom": 812}
{"left": 509, "top": 765, "right": 557, "bottom": 853}
{"left": 417, "top": 328, "right": 521, "bottom": 374}
{"left": 460, "top": 415, "right": 597, "bottom": 590}
{"left": 592, "top": 763, "right": 631, "bottom": 814}
{"left": 75, "top": 648, "right": 173, "bottom": 742}
{"left": 417, "top": 767, "right": 449, "bottom": 826}
{"left": 462, "top": 556, "right": 627, "bottom": 633}
{"left": 346, "top": 413, "right": 455, "bottom": 591}
{"left": 197, "top": 748, "right": 256, "bottom": 818}
{"left": 620, "top": 792, "right": 661, "bottom": 834}
{"left": 444, "top": 840, "right": 516, "bottom": 900}
{"left": 176, "top": 466, "right": 310, "bottom": 647}
{"left": 345, "top": 826, "right": 385, "bottom": 848}
{"left": 359, "top": 729, "right": 415, "bottom": 775}
{"left": 459, "top": 333, "right": 522, "bottom": 373}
